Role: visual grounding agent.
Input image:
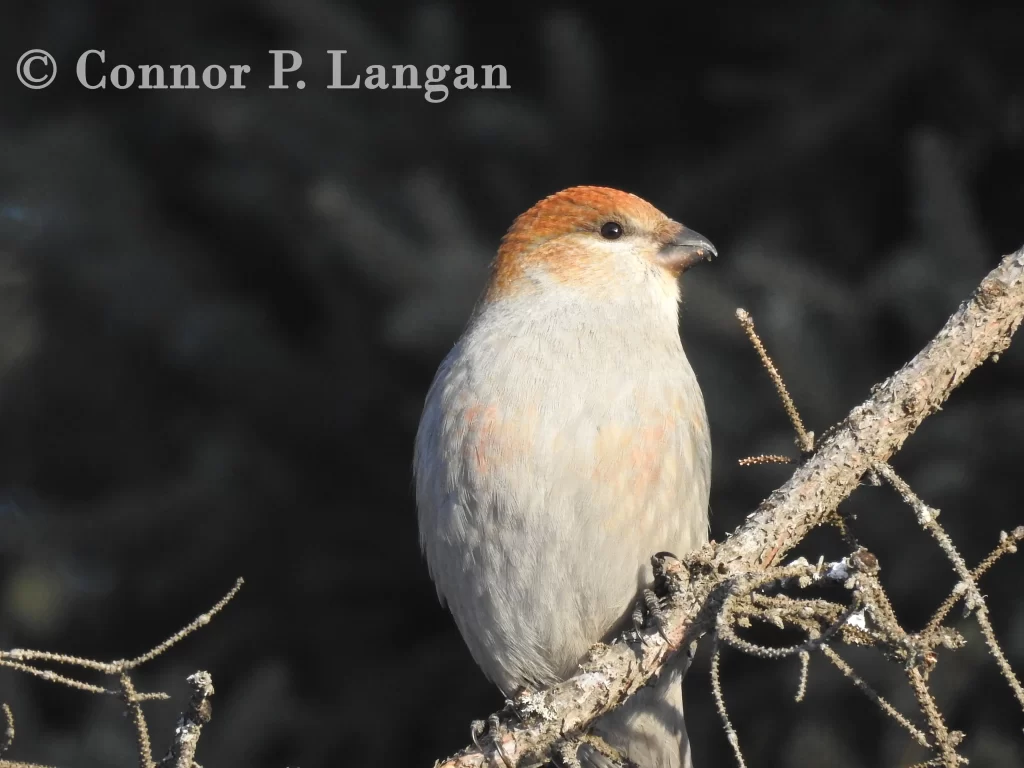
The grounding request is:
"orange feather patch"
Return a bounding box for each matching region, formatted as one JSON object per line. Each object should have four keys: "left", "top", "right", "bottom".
{"left": 485, "top": 186, "right": 682, "bottom": 300}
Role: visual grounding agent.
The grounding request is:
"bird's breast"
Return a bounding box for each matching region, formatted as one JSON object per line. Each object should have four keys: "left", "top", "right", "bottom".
{"left": 415, "top": 298, "right": 710, "bottom": 689}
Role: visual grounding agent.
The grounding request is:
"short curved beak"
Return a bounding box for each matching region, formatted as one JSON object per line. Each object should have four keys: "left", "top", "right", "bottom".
{"left": 658, "top": 228, "right": 717, "bottom": 274}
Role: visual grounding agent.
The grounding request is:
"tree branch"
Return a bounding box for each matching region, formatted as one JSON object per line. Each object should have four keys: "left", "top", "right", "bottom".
{"left": 434, "top": 247, "right": 1024, "bottom": 768}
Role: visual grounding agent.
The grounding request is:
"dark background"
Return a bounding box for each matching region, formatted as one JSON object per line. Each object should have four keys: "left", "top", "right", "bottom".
{"left": 1, "top": 1, "right": 1023, "bottom": 766}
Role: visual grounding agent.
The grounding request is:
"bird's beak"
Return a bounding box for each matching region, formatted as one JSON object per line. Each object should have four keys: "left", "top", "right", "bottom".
{"left": 658, "top": 228, "right": 718, "bottom": 274}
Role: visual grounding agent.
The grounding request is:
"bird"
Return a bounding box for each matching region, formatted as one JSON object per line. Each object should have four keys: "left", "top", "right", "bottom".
{"left": 414, "top": 186, "right": 715, "bottom": 768}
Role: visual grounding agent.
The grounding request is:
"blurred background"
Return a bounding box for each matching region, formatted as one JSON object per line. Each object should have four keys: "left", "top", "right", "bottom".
{"left": 1, "top": 1, "right": 1023, "bottom": 766}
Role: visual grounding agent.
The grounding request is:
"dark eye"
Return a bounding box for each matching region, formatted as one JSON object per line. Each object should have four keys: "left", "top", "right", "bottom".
{"left": 600, "top": 221, "right": 623, "bottom": 240}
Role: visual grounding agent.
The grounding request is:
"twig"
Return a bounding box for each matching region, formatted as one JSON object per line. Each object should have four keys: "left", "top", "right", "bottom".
{"left": 925, "top": 527, "right": 1024, "bottom": 633}
{"left": 124, "top": 578, "right": 244, "bottom": 670}
{"left": 0, "top": 579, "right": 243, "bottom": 768}
{"left": 710, "top": 639, "right": 747, "bottom": 768}
{"left": 0, "top": 705, "right": 12, "bottom": 756}
{"left": 120, "top": 673, "right": 156, "bottom": 768}
{"left": 0, "top": 659, "right": 115, "bottom": 695}
{"left": 735, "top": 308, "right": 814, "bottom": 454}
{"left": 794, "top": 652, "right": 810, "bottom": 703}
{"left": 907, "top": 667, "right": 961, "bottom": 768}
{"left": 974, "top": 606, "right": 1024, "bottom": 711}
{"left": 819, "top": 645, "right": 929, "bottom": 747}
{"left": 875, "top": 463, "right": 982, "bottom": 611}
{"left": 877, "top": 463, "right": 1024, "bottom": 713}
{"left": 737, "top": 455, "right": 792, "bottom": 467}
{"left": 158, "top": 671, "right": 214, "bottom": 768}
{"left": 0, "top": 703, "right": 56, "bottom": 768}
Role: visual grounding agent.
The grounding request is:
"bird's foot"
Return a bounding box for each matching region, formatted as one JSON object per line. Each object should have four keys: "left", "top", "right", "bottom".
{"left": 470, "top": 712, "right": 512, "bottom": 768}
{"left": 626, "top": 552, "right": 688, "bottom": 647}
{"left": 630, "top": 587, "right": 671, "bottom": 646}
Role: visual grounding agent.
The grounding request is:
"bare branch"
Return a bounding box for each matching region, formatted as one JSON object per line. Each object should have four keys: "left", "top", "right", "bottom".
{"left": 794, "top": 652, "right": 809, "bottom": 703}
{"left": 0, "top": 703, "right": 56, "bottom": 768}
{"left": 730, "top": 249, "right": 1023, "bottom": 573}
{"left": 158, "top": 671, "right": 215, "bottom": 768}
{"left": 124, "top": 578, "right": 244, "bottom": 670}
{"left": 735, "top": 308, "right": 814, "bottom": 454}
{"left": 737, "top": 455, "right": 793, "bottom": 467}
{"left": 819, "top": 645, "right": 930, "bottom": 747}
{"left": 1, "top": 579, "right": 243, "bottom": 767}
{"left": 876, "top": 462, "right": 1024, "bottom": 713}
{"left": 907, "top": 667, "right": 962, "bottom": 767}
{"left": 710, "top": 640, "right": 746, "bottom": 768}
{"left": 434, "top": 248, "right": 1024, "bottom": 768}
{"left": 926, "top": 527, "right": 1024, "bottom": 632}
{"left": 120, "top": 673, "right": 156, "bottom": 768}
{"left": 0, "top": 705, "right": 12, "bottom": 756}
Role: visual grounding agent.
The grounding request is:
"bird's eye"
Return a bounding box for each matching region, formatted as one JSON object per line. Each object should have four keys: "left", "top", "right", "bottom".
{"left": 600, "top": 221, "right": 623, "bottom": 240}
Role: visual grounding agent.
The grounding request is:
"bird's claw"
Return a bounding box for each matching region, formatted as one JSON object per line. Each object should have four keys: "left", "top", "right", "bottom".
{"left": 629, "top": 587, "right": 670, "bottom": 646}
{"left": 470, "top": 719, "right": 487, "bottom": 751}
{"left": 626, "top": 552, "right": 687, "bottom": 647}
{"left": 645, "top": 588, "right": 672, "bottom": 644}
{"left": 470, "top": 713, "right": 512, "bottom": 768}
{"left": 630, "top": 599, "right": 648, "bottom": 646}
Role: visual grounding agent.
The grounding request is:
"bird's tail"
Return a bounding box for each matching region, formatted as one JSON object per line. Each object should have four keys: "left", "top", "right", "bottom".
{"left": 578, "top": 650, "right": 693, "bottom": 768}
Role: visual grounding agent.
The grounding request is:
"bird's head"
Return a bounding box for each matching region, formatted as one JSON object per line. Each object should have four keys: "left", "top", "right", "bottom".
{"left": 483, "top": 186, "right": 716, "bottom": 307}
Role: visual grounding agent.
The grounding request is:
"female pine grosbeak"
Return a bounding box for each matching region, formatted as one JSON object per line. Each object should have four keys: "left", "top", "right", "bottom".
{"left": 415, "top": 186, "right": 715, "bottom": 768}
